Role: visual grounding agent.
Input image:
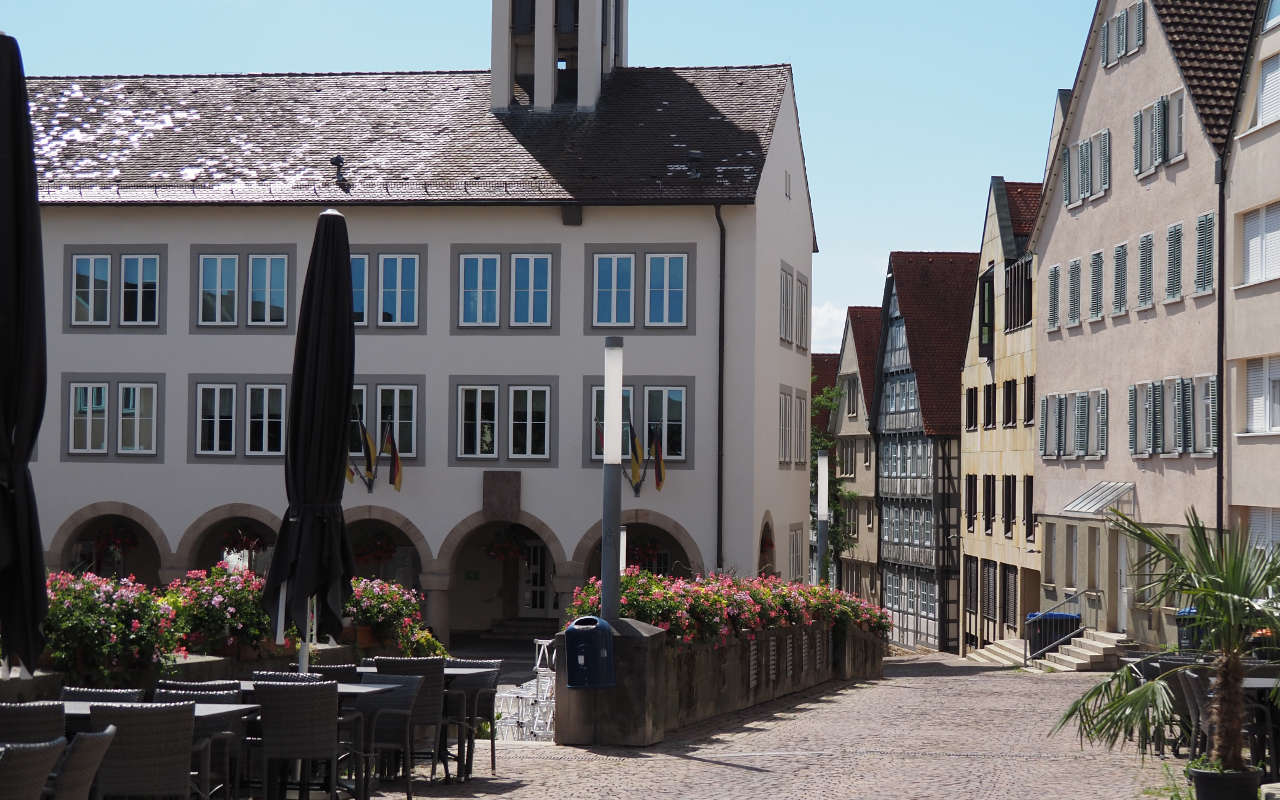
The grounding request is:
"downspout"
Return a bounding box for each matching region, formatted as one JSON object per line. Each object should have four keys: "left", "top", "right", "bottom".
{"left": 1215, "top": 156, "right": 1226, "bottom": 540}
{"left": 715, "top": 204, "right": 726, "bottom": 570}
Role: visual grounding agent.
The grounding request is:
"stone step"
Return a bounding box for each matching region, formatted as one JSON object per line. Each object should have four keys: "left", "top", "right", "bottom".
{"left": 1059, "top": 644, "right": 1105, "bottom": 663}
{"left": 986, "top": 638, "right": 1028, "bottom": 663}
{"left": 1084, "top": 629, "right": 1128, "bottom": 647}
{"left": 1032, "top": 658, "right": 1060, "bottom": 672}
{"left": 1069, "top": 636, "right": 1110, "bottom": 656}
{"left": 966, "top": 650, "right": 1001, "bottom": 666}
{"left": 1045, "top": 651, "right": 1090, "bottom": 671}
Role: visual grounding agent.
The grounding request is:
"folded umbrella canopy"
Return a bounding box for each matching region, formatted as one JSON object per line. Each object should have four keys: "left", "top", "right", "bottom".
{"left": 262, "top": 210, "right": 356, "bottom": 651}
{"left": 0, "top": 33, "right": 49, "bottom": 675}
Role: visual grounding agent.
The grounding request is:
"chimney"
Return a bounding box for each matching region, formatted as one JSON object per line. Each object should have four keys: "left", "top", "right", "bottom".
{"left": 490, "top": 0, "right": 513, "bottom": 110}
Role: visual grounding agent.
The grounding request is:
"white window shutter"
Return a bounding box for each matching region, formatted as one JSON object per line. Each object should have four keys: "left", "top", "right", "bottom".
{"left": 1133, "top": 112, "right": 1143, "bottom": 174}
{"left": 1152, "top": 380, "right": 1164, "bottom": 453}
{"left": 1250, "top": 508, "right": 1270, "bottom": 551}
{"left": 1128, "top": 384, "right": 1138, "bottom": 454}
{"left": 1245, "top": 208, "right": 1264, "bottom": 285}
{"left": 1261, "top": 55, "right": 1280, "bottom": 128}
{"left": 1167, "top": 224, "right": 1183, "bottom": 298}
{"left": 1080, "top": 141, "right": 1092, "bottom": 198}
{"left": 1114, "top": 243, "right": 1128, "bottom": 312}
{"left": 1153, "top": 97, "right": 1166, "bottom": 166}
{"left": 1248, "top": 358, "right": 1267, "bottom": 432}
{"left": 1135, "top": 2, "right": 1145, "bottom": 47}
{"left": 1144, "top": 384, "right": 1155, "bottom": 453}
{"left": 1039, "top": 396, "right": 1049, "bottom": 455}
{"left": 1098, "top": 389, "right": 1109, "bottom": 455}
{"left": 1266, "top": 202, "right": 1280, "bottom": 282}
{"left": 1208, "top": 376, "right": 1219, "bottom": 451}
{"left": 1173, "top": 378, "right": 1185, "bottom": 453}
{"left": 1057, "top": 395, "right": 1068, "bottom": 456}
{"left": 1075, "top": 392, "right": 1088, "bottom": 456}
{"left": 1061, "top": 148, "right": 1071, "bottom": 205}
{"left": 1100, "top": 130, "right": 1111, "bottom": 191}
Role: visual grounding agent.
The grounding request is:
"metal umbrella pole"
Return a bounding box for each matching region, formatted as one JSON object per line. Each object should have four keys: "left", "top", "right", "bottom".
{"left": 600, "top": 337, "right": 624, "bottom": 622}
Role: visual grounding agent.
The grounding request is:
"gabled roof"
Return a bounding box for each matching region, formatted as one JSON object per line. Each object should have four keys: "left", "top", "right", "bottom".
{"left": 888, "top": 251, "right": 980, "bottom": 438}
{"left": 26, "top": 65, "right": 792, "bottom": 206}
{"left": 847, "top": 305, "right": 882, "bottom": 414}
{"left": 811, "top": 353, "right": 840, "bottom": 435}
{"left": 1151, "top": 0, "right": 1259, "bottom": 151}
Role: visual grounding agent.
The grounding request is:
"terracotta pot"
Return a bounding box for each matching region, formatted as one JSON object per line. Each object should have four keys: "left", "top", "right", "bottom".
{"left": 338, "top": 624, "right": 356, "bottom": 645}
{"left": 237, "top": 642, "right": 260, "bottom": 662}
{"left": 356, "top": 625, "right": 378, "bottom": 648}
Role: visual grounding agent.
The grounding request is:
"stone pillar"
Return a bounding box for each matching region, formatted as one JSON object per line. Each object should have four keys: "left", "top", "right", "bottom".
{"left": 534, "top": 0, "right": 556, "bottom": 110}
{"left": 422, "top": 573, "right": 451, "bottom": 647}
{"left": 490, "top": 0, "right": 513, "bottom": 110}
{"left": 576, "top": 0, "right": 603, "bottom": 111}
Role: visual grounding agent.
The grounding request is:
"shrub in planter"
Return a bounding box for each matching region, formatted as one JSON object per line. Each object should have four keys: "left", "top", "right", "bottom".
{"left": 396, "top": 620, "right": 449, "bottom": 657}
{"left": 164, "top": 563, "right": 271, "bottom": 655}
{"left": 45, "top": 571, "right": 180, "bottom": 687}
{"left": 344, "top": 578, "right": 424, "bottom": 641}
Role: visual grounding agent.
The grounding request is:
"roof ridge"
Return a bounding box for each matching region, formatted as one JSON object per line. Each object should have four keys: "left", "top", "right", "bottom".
{"left": 27, "top": 63, "right": 791, "bottom": 81}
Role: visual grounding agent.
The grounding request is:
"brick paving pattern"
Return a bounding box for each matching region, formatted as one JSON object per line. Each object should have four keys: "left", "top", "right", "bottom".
{"left": 374, "top": 653, "right": 1172, "bottom": 799}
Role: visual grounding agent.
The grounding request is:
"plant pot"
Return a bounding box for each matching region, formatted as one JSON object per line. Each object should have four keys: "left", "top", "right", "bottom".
{"left": 1188, "top": 767, "right": 1262, "bottom": 800}
{"left": 356, "top": 625, "right": 378, "bottom": 648}
{"left": 338, "top": 623, "right": 356, "bottom": 645}
{"left": 237, "top": 642, "right": 261, "bottom": 662}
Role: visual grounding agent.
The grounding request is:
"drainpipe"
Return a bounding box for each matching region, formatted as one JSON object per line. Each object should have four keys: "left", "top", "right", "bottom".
{"left": 714, "top": 204, "right": 726, "bottom": 570}
{"left": 1215, "top": 156, "right": 1226, "bottom": 542}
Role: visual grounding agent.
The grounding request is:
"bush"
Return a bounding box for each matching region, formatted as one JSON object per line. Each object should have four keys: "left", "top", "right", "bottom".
{"left": 396, "top": 619, "right": 449, "bottom": 657}
{"left": 344, "top": 577, "right": 423, "bottom": 636}
{"left": 565, "top": 567, "right": 891, "bottom": 644}
{"left": 45, "top": 571, "right": 180, "bottom": 686}
{"left": 164, "top": 563, "right": 272, "bottom": 654}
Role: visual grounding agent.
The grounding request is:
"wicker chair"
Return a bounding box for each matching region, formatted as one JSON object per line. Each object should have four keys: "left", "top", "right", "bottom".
{"left": 349, "top": 673, "right": 423, "bottom": 798}
{"left": 247, "top": 669, "right": 364, "bottom": 791}
{"left": 310, "top": 663, "right": 360, "bottom": 683}
{"left": 250, "top": 681, "right": 342, "bottom": 800}
{"left": 0, "top": 701, "right": 65, "bottom": 744}
{"left": 90, "top": 702, "right": 207, "bottom": 799}
{"left": 0, "top": 738, "right": 66, "bottom": 800}
{"left": 62, "top": 687, "right": 145, "bottom": 702}
{"left": 372, "top": 657, "right": 453, "bottom": 792}
{"left": 152, "top": 689, "right": 244, "bottom": 800}
{"left": 250, "top": 670, "right": 323, "bottom": 683}
{"left": 156, "top": 679, "right": 242, "bottom": 693}
{"left": 45, "top": 725, "right": 116, "bottom": 800}
{"left": 445, "top": 659, "right": 502, "bottom": 775}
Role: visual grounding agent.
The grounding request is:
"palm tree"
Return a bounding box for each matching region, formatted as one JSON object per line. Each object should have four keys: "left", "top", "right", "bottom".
{"left": 1055, "top": 508, "right": 1280, "bottom": 774}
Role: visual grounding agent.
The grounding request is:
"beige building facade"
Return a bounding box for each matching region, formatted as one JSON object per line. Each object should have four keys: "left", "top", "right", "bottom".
{"left": 959, "top": 178, "right": 1042, "bottom": 655}
{"left": 830, "top": 306, "right": 881, "bottom": 601}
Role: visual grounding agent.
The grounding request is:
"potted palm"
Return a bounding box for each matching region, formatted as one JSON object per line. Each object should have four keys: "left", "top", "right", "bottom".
{"left": 1056, "top": 509, "right": 1280, "bottom": 800}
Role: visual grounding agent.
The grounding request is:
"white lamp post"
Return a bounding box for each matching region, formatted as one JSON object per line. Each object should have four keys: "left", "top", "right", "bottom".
{"left": 816, "top": 450, "right": 829, "bottom": 585}
{"left": 601, "top": 336, "right": 624, "bottom": 620}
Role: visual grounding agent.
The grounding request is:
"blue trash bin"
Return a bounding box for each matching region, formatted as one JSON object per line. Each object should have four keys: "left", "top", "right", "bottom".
{"left": 565, "top": 616, "right": 616, "bottom": 688}
{"left": 1025, "top": 611, "right": 1082, "bottom": 656}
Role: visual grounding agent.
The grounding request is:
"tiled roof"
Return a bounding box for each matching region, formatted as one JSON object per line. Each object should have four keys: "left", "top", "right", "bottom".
{"left": 811, "top": 353, "right": 840, "bottom": 435}
{"left": 1004, "top": 181, "right": 1042, "bottom": 239}
{"left": 847, "top": 306, "right": 882, "bottom": 414}
{"left": 26, "top": 65, "right": 791, "bottom": 205}
{"left": 1152, "top": 0, "right": 1258, "bottom": 151}
{"left": 890, "top": 252, "right": 980, "bottom": 438}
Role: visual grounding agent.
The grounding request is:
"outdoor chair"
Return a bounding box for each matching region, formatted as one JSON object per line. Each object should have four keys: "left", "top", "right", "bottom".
{"left": 310, "top": 663, "right": 360, "bottom": 683}
{"left": 248, "top": 681, "right": 345, "bottom": 800}
{"left": 0, "top": 701, "right": 65, "bottom": 744}
{"left": 445, "top": 658, "right": 502, "bottom": 774}
{"left": 247, "top": 669, "right": 363, "bottom": 790}
{"left": 371, "top": 658, "right": 455, "bottom": 792}
{"left": 62, "top": 687, "right": 145, "bottom": 702}
{"left": 250, "top": 670, "right": 323, "bottom": 683}
{"left": 89, "top": 702, "right": 208, "bottom": 799}
{"left": 156, "top": 679, "right": 241, "bottom": 693}
{"left": 349, "top": 673, "right": 425, "bottom": 799}
{"left": 45, "top": 725, "right": 116, "bottom": 800}
{"left": 0, "top": 738, "right": 66, "bottom": 800}
{"left": 152, "top": 689, "right": 244, "bottom": 800}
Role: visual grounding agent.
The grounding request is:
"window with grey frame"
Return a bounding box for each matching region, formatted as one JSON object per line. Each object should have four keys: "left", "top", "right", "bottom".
{"left": 246, "top": 384, "right": 286, "bottom": 456}
{"left": 71, "top": 255, "right": 110, "bottom": 326}
{"left": 647, "top": 386, "right": 686, "bottom": 460}
{"left": 509, "top": 385, "right": 550, "bottom": 459}
{"left": 120, "top": 255, "right": 160, "bottom": 326}
{"left": 247, "top": 254, "right": 288, "bottom": 326}
{"left": 69, "top": 382, "right": 109, "bottom": 454}
{"left": 117, "top": 383, "right": 158, "bottom": 455}
{"left": 591, "top": 385, "right": 634, "bottom": 460}
{"left": 196, "top": 384, "right": 236, "bottom": 455}
{"left": 778, "top": 267, "right": 794, "bottom": 343}
{"left": 459, "top": 254, "right": 500, "bottom": 327}
{"left": 594, "top": 254, "right": 634, "bottom": 326}
{"left": 378, "top": 385, "right": 417, "bottom": 457}
{"left": 199, "top": 255, "right": 238, "bottom": 325}
{"left": 458, "top": 385, "right": 498, "bottom": 458}
{"left": 645, "top": 254, "right": 687, "bottom": 327}
{"left": 350, "top": 255, "right": 369, "bottom": 326}
{"left": 379, "top": 254, "right": 419, "bottom": 326}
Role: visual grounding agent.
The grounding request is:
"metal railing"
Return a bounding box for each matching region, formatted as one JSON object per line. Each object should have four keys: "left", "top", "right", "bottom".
{"left": 1023, "top": 589, "right": 1105, "bottom": 666}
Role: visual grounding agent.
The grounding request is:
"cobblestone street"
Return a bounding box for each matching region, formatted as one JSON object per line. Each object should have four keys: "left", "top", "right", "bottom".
{"left": 377, "top": 653, "right": 1173, "bottom": 800}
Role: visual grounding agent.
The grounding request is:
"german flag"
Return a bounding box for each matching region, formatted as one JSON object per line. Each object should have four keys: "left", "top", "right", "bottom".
{"left": 649, "top": 424, "right": 666, "bottom": 491}
{"left": 628, "top": 405, "right": 643, "bottom": 487}
{"left": 382, "top": 423, "right": 403, "bottom": 492}
{"left": 361, "top": 422, "right": 378, "bottom": 483}
{"left": 345, "top": 460, "right": 356, "bottom": 484}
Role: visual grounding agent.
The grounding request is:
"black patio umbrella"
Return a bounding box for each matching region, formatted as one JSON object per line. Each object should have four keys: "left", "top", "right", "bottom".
{"left": 0, "top": 33, "right": 50, "bottom": 674}
{"left": 262, "top": 210, "right": 356, "bottom": 651}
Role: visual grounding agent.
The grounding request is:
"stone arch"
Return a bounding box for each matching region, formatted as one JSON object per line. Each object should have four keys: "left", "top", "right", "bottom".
{"left": 572, "top": 509, "right": 705, "bottom": 575}
{"left": 434, "top": 509, "right": 567, "bottom": 584}
{"left": 344, "top": 506, "right": 433, "bottom": 570}
{"left": 757, "top": 510, "right": 778, "bottom": 576}
{"left": 174, "top": 503, "right": 283, "bottom": 571}
{"left": 48, "top": 501, "right": 172, "bottom": 583}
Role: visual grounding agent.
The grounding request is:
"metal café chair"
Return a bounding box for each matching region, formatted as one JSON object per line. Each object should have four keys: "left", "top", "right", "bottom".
{"left": 45, "top": 725, "right": 117, "bottom": 800}
{"left": 0, "top": 701, "right": 65, "bottom": 744}
{"left": 61, "top": 687, "right": 145, "bottom": 703}
{"left": 0, "top": 738, "right": 67, "bottom": 800}
{"left": 89, "top": 702, "right": 208, "bottom": 799}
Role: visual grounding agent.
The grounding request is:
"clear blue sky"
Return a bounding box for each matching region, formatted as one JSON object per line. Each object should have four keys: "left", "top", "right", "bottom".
{"left": 4, "top": 0, "right": 1092, "bottom": 351}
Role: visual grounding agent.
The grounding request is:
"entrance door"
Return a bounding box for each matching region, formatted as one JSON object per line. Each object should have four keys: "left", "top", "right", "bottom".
{"left": 518, "top": 542, "right": 556, "bottom": 618}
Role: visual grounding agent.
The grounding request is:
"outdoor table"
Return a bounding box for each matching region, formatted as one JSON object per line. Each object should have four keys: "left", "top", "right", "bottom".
{"left": 61, "top": 700, "right": 261, "bottom": 722}
{"left": 1245, "top": 677, "right": 1280, "bottom": 691}
{"left": 356, "top": 665, "right": 499, "bottom": 678}
{"left": 238, "top": 680, "right": 392, "bottom": 698}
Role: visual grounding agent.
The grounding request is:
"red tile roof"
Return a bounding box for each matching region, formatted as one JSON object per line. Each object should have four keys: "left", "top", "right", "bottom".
{"left": 847, "top": 306, "right": 883, "bottom": 414}
{"left": 810, "top": 353, "right": 840, "bottom": 435}
{"left": 889, "top": 251, "right": 980, "bottom": 438}
{"left": 1152, "top": 0, "right": 1258, "bottom": 151}
{"left": 1004, "top": 181, "right": 1042, "bottom": 239}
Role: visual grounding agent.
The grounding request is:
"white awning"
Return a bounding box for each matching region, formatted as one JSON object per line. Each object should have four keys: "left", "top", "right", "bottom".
{"left": 1062, "top": 481, "right": 1135, "bottom": 515}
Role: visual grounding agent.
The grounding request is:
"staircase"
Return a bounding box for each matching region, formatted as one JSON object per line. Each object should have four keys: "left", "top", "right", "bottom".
{"left": 966, "top": 630, "right": 1133, "bottom": 672}
{"left": 478, "top": 617, "right": 562, "bottom": 641}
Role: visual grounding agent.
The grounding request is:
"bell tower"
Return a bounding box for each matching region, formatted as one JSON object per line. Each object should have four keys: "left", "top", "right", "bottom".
{"left": 491, "top": 0, "right": 627, "bottom": 113}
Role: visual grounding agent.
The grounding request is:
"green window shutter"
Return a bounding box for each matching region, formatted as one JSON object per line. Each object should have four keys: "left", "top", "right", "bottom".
{"left": 1099, "top": 130, "right": 1111, "bottom": 191}
{"left": 1057, "top": 395, "right": 1068, "bottom": 455}
{"left": 1133, "top": 112, "right": 1143, "bottom": 174}
{"left": 1152, "top": 381, "right": 1164, "bottom": 454}
{"left": 1128, "top": 384, "right": 1138, "bottom": 454}
{"left": 1173, "top": 378, "right": 1185, "bottom": 453}
{"left": 1090, "top": 252, "right": 1103, "bottom": 318}
{"left": 1117, "top": 10, "right": 1128, "bottom": 55}
{"left": 1139, "top": 234, "right": 1154, "bottom": 307}
{"left": 1061, "top": 147, "right": 1071, "bottom": 205}
{"left": 1098, "top": 389, "right": 1109, "bottom": 456}
{"left": 1144, "top": 384, "right": 1155, "bottom": 453}
{"left": 1208, "top": 376, "right": 1219, "bottom": 451}
{"left": 1153, "top": 97, "right": 1166, "bottom": 166}
{"left": 1074, "top": 392, "right": 1088, "bottom": 456}
{"left": 1167, "top": 223, "right": 1183, "bottom": 299}
{"left": 1135, "top": 2, "right": 1145, "bottom": 48}
{"left": 1068, "top": 259, "right": 1081, "bottom": 324}
{"left": 1080, "top": 140, "right": 1092, "bottom": 198}
{"left": 1114, "top": 243, "right": 1128, "bottom": 312}
{"left": 1101, "top": 19, "right": 1110, "bottom": 66}
{"left": 1039, "top": 396, "right": 1049, "bottom": 456}
{"left": 1181, "top": 378, "right": 1194, "bottom": 453}
{"left": 1196, "top": 213, "right": 1215, "bottom": 292}
{"left": 1048, "top": 266, "right": 1060, "bottom": 328}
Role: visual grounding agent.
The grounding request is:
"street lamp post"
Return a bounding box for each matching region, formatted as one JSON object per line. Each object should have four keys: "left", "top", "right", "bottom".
{"left": 601, "top": 336, "right": 624, "bottom": 621}
{"left": 816, "top": 450, "right": 829, "bottom": 585}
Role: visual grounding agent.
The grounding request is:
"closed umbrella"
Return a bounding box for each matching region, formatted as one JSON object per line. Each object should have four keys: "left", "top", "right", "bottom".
{"left": 0, "top": 33, "right": 49, "bottom": 677}
{"left": 262, "top": 210, "right": 356, "bottom": 669}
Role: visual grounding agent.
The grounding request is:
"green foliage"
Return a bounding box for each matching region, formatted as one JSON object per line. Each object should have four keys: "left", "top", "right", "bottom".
{"left": 1057, "top": 508, "right": 1280, "bottom": 773}
{"left": 163, "top": 562, "right": 271, "bottom": 654}
{"left": 810, "top": 377, "right": 854, "bottom": 575}
{"left": 395, "top": 620, "right": 449, "bottom": 657}
{"left": 45, "top": 571, "right": 180, "bottom": 687}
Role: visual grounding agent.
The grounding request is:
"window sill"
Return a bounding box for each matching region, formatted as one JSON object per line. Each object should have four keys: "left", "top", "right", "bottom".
{"left": 1166, "top": 153, "right": 1187, "bottom": 167}
{"left": 1234, "top": 274, "right": 1280, "bottom": 292}
{"left": 1235, "top": 431, "right": 1280, "bottom": 439}
{"left": 982, "top": 425, "right": 996, "bottom": 431}
{"left": 1110, "top": 309, "right": 1129, "bottom": 318}
{"left": 1190, "top": 289, "right": 1216, "bottom": 299}
{"left": 1088, "top": 190, "right": 1108, "bottom": 203}
{"left": 1134, "top": 302, "right": 1155, "bottom": 312}
{"left": 1161, "top": 295, "right": 1183, "bottom": 306}
{"left": 1065, "top": 321, "right": 1082, "bottom": 330}
{"left": 965, "top": 426, "right": 978, "bottom": 433}
{"left": 1084, "top": 454, "right": 1104, "bottom": 461}
{"left": 1237, "top": 115, "right": 1280, "bottom": 143}
{"left": 1042, "top": 583, "right": 1056, "bottom": 591}
{"left": 1088, "top": 314, "right": 1104, "bottom": 323}
{"left": 1159, "top": 452, "right": 1182, "bottom": 460}
{"left": 1190, "top": 451, "right": 1216, "bottom": 459}
{"left": 1133, "top": 452, "right": 1151, "bottom": 460}
{"left": 1136, "top": 166, "right": 1158, "bottom": 181}
{"left": 1067, "top": 199, "right": 1084, "bottom": 211}
{"left": 1047, "top": 325, "right": 1061, "bottom": 333}
{"left": 1062, "top": 454, "right": 1077, "bottom": 461}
